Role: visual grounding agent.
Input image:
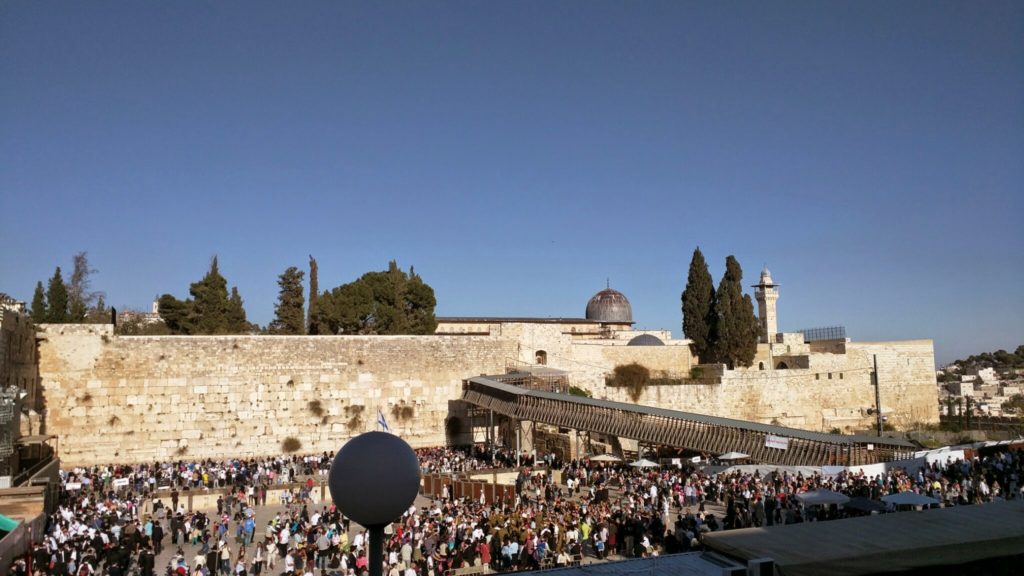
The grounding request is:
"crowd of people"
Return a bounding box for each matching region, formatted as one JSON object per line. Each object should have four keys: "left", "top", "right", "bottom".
{"left": 8, "top": 443, "right": 1021, "bottom": 576}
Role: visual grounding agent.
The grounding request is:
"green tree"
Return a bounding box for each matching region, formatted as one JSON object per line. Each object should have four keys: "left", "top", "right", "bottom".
{"left": 269, "top": 266, "right": 305, "bottom": 335}
{"left": 307, "top": 255, "right": 320, "bottom": 335}
{"left": 313, "top": 260, "right": 437, "bottom": 335}
{"left": 189, "top": 257, "right": 232, "bottom": 334}
{"left": 157, "top": 294, "right": 193, "bottom": 334}
{"left": 156, "top": 257, "right": 249, "bottom": 335}
{"left": 30, "top": 281, "right": 47, "bottom": 324}
{"left": 708, "top": 256, "right": 760, "bottom": 368}
{"left": 1002, "top": 394, "right": 1024, "bottom": 415}
{"left": 45, "top": 267, "right": 69, "bottom": 323}
{"left": 226, "top": 287, "right": 249, "bottom": 334}
{"left": 681, "top": 247, "right": 715, "bottom": 361}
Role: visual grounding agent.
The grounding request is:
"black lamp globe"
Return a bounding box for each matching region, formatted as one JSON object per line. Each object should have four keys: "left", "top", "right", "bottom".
{"left": 328, "top": 431, "right": 421, "bottom": 526}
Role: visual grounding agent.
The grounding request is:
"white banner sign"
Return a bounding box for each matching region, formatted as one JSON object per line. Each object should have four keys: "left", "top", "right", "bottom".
{"left": 765, "top": 435, "right": 790, "bottom": 450}
{"left": 690, "top": 456, "right": 702, "bottom": 463}
{"left": 113, "top": 478, "right": 130, "bottom": 488}
{"left": 65, "top": 482, "right": 82, "bottom": 491}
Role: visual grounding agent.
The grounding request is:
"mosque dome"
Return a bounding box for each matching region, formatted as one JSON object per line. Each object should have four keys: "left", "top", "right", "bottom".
{"left": 627, "top": 334, "right": 664, "bottom": 346}
{"left": 759, "top": 266, "right": 775, "bottom": 285}
{"left": 585, "top": 288, "right": 633, "bottom": 324}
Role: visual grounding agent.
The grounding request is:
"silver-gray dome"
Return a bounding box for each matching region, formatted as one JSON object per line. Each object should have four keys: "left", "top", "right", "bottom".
{"left": 585, "top": 288, "right": 633, "bottom": 324}
{"left": 628, "top": 334, "right": 664, "bottom": 346}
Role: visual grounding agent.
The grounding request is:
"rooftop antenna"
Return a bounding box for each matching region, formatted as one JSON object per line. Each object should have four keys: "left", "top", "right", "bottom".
{"left": 606, "top": 277, "right": 610, "bottom": 289}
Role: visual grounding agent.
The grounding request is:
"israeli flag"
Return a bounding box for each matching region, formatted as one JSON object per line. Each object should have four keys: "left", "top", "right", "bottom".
{"left": 377, "top": 408, "right": 390, "bottom": 433}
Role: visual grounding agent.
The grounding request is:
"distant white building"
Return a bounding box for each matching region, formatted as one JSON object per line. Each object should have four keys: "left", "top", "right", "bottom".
{"left": 968, "top": 367, "right": 999, "bottom": 384}
{"left": 116, "top": 300, "right": 163, "bottom": 327}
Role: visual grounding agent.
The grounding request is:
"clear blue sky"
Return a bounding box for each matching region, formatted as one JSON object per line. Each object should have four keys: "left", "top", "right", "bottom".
{"left": 2, "top": 1, "right": 1021, "bottom": 365}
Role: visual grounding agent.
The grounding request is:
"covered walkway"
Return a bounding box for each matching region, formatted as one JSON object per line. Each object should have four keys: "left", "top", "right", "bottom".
{"left": 461, "top": 376, "right": 916, "bottom": 466}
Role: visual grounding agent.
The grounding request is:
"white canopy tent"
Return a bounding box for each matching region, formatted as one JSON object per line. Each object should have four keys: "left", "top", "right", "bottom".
{"left": 629, "top": 458, "right": 660, "bottom": 468}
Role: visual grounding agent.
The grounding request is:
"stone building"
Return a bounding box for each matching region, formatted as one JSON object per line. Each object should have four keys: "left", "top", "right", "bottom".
{"left": 25, "top": 275, "right": 939, "bottom": 465}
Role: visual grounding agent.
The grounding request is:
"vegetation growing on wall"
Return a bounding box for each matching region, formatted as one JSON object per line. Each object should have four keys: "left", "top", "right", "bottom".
{"left": 282, "top": 437, "right": 302, "bottom": 453}
{"left": 606, "top": 363, "right": 651, "bottom": 402}
{"left": 344, "top": 405, "right": 365, "bottom": 431}
{"left": 569, "top": 386, "right": 591, "bottom": 398}
{"left": 391, "top": 402, "right": 415, "bottom": 421}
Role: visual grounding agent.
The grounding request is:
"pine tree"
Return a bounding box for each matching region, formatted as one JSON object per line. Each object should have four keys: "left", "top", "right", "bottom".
{"left": 681, "top": 247, "right": 715, "bottom": 361}
{"left": 46, "top": 267, "right": 69, "bottom": 323}
{"left": 30, "top": 281, "right": 47, "bottom": 324}
{"left": 226, "top": 286, "right": 249, "bottom": 334}
{"left": 314, "top": 260, "right": 437, "bottom": 335}
{"left": 307, "top": 255, "right": 319, "bottom": 335}
{"left": 708, "top": 256, "right": 760, "bottom": 368}
{"left": 158, "top": 294, "right": 193, "bottom": 334}
{"left": 190, "top": 257, "right": 231, "bottom": 334}
{"left": 269, "top": 266, "right": 305, "bottom": 335}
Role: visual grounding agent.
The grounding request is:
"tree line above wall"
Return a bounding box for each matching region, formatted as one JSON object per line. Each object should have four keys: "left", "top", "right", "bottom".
{"left": 28, "top": 253, "right": 438, "bottom": 336}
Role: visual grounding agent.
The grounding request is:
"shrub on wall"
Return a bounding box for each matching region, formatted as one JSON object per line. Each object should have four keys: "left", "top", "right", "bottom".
{"left": 282, "top": 437, "right": 302, "bottom": 453}
{"left": 308, "top": 400, "right": 325, "bottom": 418}
{"left": 392, "top": 403, "right": 415, "bottom": 421}
{"left": 569, "top": 386, "right": 591, "bottom": 398}
{"left": 606, "top": 363, "right": 651, "bottom": 402}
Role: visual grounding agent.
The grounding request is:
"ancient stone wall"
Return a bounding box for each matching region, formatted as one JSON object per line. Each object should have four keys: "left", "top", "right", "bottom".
{"left": 1, "top": 309, "right": 38, "bottom": 409}
{"left": 35, "top": 321, "right": 938, "bottom": 466}
{"left": 37, "top": 325, "right": 516, "bottom": 465}
{"left": 597, "top": 340, "right": 939, "bottom": 432}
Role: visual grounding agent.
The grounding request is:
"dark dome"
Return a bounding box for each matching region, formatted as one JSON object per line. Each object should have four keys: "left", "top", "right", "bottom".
{"left": 628, "top": 334, "right": 664, "bottom": 346}
{"left": 585, "top": 288, "right": 633, "bottom": 323}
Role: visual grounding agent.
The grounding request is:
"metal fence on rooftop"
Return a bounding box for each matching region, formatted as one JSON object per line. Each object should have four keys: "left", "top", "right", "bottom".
{"left": 799, "top": 326, "right": 847, "bottom": 342}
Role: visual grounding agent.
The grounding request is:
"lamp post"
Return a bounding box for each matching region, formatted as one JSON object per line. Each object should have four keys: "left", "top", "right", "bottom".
{"left": 328, "top": 432, "right": 421, "bottom": 576}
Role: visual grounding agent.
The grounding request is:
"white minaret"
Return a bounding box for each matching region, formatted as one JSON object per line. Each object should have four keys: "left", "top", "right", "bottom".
{"left": 753, "top": 267, "right": 779, "bottom": 343}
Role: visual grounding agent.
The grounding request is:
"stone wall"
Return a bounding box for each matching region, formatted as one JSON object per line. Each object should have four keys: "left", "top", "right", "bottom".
{"left": 37, "top": 325, "right": 516, "bottom": 465}
{"left": 34, "top": 321, "right": 939, "bottom": 466}
{"left": 1, "top": 309, "right": 38, "bottom": 411}
{"left": 1, "top": 308, "right": 39, "bottom": 477}
{"left": 598, "top": 340, "right": 940, "bottom": 431}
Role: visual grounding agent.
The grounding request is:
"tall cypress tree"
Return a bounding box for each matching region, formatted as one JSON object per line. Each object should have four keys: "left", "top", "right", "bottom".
{"left": 681, "top": 247, "right": 715, "bottom": 361}
{"left": 46, "top": 267, "right": 69, "bottom": 323}
{"left": 708, "top": 256, "right": 759, "bottom": 368}
{"left": 30, "top": 281, "right": 47, "bottom": 323}
{"left": 269, "top": 266, "right": 305, "bottom": 335}
{"left": 190, "top": 257, "right": 230, "bottom": 334}
{"left": 307, "top": 255, "right": 319, "bottom": 335}
{"left": 226, "top": 286, "right": 249, "bottom": 334}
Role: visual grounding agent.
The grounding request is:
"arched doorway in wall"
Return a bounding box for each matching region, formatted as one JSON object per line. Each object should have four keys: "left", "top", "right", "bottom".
{"left": 776, "top": 361, "right": 789, "bottom": 369}
{"left": 535, "top": 350, "right": 547, "bottom": 365}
